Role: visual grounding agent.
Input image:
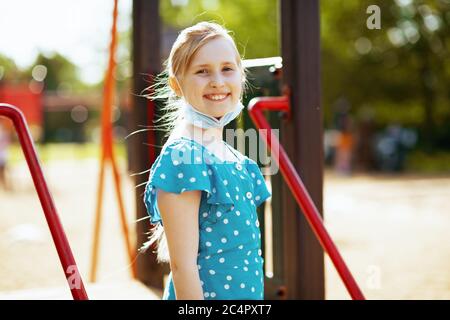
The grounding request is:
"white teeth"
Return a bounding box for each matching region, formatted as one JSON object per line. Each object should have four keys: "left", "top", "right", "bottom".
{"left": 206, "top": 94, "right": 228, "bottom": 101}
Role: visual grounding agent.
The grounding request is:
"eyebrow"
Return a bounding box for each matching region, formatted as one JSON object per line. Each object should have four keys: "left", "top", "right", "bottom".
{"left": 192, "top": 61, "right": 236, "bottom": 69}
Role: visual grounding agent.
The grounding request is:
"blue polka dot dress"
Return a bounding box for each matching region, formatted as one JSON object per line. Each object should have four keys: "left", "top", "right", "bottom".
{"left": 143, "top": 137, "right": 272, "bottom": 300}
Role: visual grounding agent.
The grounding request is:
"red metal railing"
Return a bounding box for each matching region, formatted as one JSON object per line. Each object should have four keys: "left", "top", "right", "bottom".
{"left": 0, "top": 103, "right": 88, "bottom": 300}
{"left": 248, "top": 96, "right": 365, "bottom": 300}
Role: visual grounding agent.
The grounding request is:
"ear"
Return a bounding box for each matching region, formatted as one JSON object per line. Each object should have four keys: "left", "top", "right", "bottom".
{"left": 169, "top": 76, "right": 182, "bottom": 97}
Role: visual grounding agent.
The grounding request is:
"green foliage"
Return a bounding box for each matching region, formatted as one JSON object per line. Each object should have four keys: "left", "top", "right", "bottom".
{"left": 160, "top": 0, "right": 279, "bottom": 59}
{"left": 0, "top": 54, "right": 24, "bottom": 82}
{"left": 321, "top": 0, "right": 450, "bottom": 150}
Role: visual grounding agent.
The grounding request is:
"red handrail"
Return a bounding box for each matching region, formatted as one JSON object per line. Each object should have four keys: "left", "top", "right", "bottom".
{"left": 0, "top": 103, "right": 89, "bottom": 300}
{"left": 248, "top": 96, "right": 365, "bottom": 300}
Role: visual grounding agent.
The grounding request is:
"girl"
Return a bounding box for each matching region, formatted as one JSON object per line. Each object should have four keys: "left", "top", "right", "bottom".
{"left": 142, "top": 21, "right": 271, "bottom": 300}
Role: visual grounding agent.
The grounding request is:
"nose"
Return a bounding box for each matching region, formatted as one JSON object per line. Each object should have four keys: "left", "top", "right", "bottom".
{"left": 209, "top": 74, "right": 225, "bottom": 88}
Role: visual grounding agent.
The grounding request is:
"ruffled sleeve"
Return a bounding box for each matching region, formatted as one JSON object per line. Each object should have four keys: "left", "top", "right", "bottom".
{"left": 246, "top": 160, "right": 272, "bottom": 208}
{"left": 143, "top": 140, "right": 234, "bottom": 226}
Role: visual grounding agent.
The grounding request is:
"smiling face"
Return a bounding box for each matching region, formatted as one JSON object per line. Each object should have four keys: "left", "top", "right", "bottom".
{"left": 171, "top": 37, "right": 243, "bottom": 119}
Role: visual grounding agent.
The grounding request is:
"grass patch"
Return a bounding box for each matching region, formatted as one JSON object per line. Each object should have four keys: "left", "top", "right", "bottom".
{"left": 7, "top": 142, "right": 127, "bottom": 165}
{"left": 405, "top": 150, "right": 450, "bottom": 174}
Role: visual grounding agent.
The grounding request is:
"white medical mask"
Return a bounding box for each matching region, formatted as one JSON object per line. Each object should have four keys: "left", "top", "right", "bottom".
{"left": 181, "top": 98, "right": 244, "bottom": 129}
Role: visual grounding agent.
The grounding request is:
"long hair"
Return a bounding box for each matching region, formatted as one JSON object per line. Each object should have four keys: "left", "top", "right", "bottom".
{"left": 139, "top": 21, "right": 248, "bottom": 263}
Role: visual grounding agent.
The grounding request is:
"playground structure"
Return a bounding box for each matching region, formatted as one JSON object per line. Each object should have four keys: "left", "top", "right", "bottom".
{"left": 0, "top": 103, "right": 88, "bottom": 300}
{"left": 0, "top": 0, "right": 368, "bottom": 299}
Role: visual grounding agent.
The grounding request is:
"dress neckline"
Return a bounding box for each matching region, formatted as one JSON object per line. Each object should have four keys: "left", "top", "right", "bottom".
{"left": 171, "top": 136, "right": 247, "bottom": 165}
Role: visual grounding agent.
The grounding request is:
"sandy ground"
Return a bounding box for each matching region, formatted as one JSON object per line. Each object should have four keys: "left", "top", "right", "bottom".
{"left": 0, "top": 159, "right": 448, "bottom": 300}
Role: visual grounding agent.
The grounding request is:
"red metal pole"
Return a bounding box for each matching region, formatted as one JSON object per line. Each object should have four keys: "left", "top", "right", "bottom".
{"left": 248, "top": 96, "right": 365, "bottom": 300}
{"left": 0, "top": 103, "right": 89, "bottom": 300}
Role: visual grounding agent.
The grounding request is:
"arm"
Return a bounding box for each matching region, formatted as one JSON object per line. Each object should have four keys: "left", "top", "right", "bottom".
{"left": 157, "top": 189, "right": 204, "bottom": 300}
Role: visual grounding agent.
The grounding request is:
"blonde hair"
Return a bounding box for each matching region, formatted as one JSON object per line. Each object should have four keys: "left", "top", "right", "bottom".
{"left": 140, "top": 21, "right": 248, "bottom": 263}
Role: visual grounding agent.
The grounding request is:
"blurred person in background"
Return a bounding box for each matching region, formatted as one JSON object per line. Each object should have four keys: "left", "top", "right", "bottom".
{"left": 334, "top": 114, "right": 354, "bottom": 175}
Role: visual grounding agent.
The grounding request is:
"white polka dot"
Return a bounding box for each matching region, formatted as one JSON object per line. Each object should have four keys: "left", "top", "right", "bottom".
{"left": 244, "top": 259, "right": 249, "bottom": 265}
{"left": 235, "top": 195, "right": 239, "bottom": 200}
{"left": 238, "top": 245, "right": 244, "bottom": 249}
{"left": 189, "top": 177, "right": 196, "bottom": 183}
{"left": 216, "top": 211, "right": 222, "bottom": 217}
{"left": 178, "top": 173, "right": 183, "bottom": 178}
{"left": 202, "top": 212, "right": 208, "bottom": 217}
{"left": 236, "top": 211, "right": 241, "bottom": 216}
{"left": 223, "top": 180, "right": 228, "bottom": 186}
{"left": 217, "top": 249, "right": 223, "bottom": 253}
{"left": 173, "top": 160, "right": 179, "bottom": 166}
{"left": 235, "top": 186, "right": 240, "bottom": 191}
{"left": 212, "top": 188, "right": 216, "bottom": 193}
{"left": 206, "top": 227, "right": 212, "bottom": 232}
{"left": 226, "top": 275, "right": 232, "bottom": 281}
{"left": 223, "top": 218, "right": 229, "bottom": 224}
{"left": 221, "top": 237, "right": 227, "bottom": 243}
{"left": 255, "top": 195, "right": 261, "bottom": 201}
{"left": 232, "top": 170, "right": 236, "bottom": 175}
{"left": 202, "top": 171, "right": 207, "bottom": 176}
{"left": 255, "top": 270, "right": 259, "bottom": 275}
{"left": 246, "top": 220, "right": 250, "bottom": 225}
{"left": 205, "top": 255, "right": 211, "bottom": 259}
{"left": 200, "top": 281, "right": 204, "bottom": 286}
{"left": 236, "top": 164, "right": 242, "bottom": 171}
{"left": 208, "top": 169, "right": 213, "bottom": 175}
{"left": 258, "top": 249, "right": 262, "bottom": 256}
{"left": 240, "top": 283, "right": 245, "bottom": 288}
{"left": 256, "top": 220, "right": 260, "bottom": 227}
{"left": 197, "top": 264, "right": 201, "bottom": 269}
{"left": 251, "top": 287, "right": 255, "bottom": 292}
{"left": 206, "top": 242, "right": 212, "bottom": 247}
{"left": 204, "top": 292, "right": 209, "bottom": 298}
{"left": 210, "top": 292, "right": 216, "bottom": 298}
{"left": 163, "top": 151, "right": 169, "bottom": 155}
{"left": 251, "top": 172, "right": 256, "bottom": 178}
{"left": 224, "top": 284, "right": 230, "bottom": 290}
{"left": 219, "top": 258, "right": 225, "bottom": 263}
{"left": 233, "top": 230, "right": 239, "bottom": 236}
{"left": 252, "top": 233, "right": 256, "bottom": 239}
{"left": 196, "top": 156, "right": 201, "bottom": 162}
{"left": 181, "top": 188, "right": 186, "bottom": 192}
{"left": 226, "top": 192, "right": 230, "bottom": 197}
{"left": 251, "top": 200, "right": 255, "bottom": 206}
{"left": 247, "top": 250, "right": 252, "bottom": 256}
{"left": 243, "top": 266, "right": 248, "bottom": 271}
{"left": 209, "top": 269, "right": 216, "bottom": 275}
{"left": 246, "top": 192, "right": 252, "bottom": 199}
{"left": 160, "top": 174, "right": 166, "bottom": 179}
{"left": 257, "top": 179, "right": 261, "bottom": 185}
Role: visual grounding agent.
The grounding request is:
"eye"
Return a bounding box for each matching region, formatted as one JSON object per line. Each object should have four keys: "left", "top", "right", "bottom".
{"left": 196, "top": 69, "right": 208, "bottom": 74}
{"left": 223, "top": 67, "right": 234, "bottom": 71}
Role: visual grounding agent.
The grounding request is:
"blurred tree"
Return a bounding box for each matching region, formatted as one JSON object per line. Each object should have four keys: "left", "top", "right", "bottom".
{"left": 0, "top": 54, "right": 25, "bottom": 83}
{"left": 321, "top": 0, "right": 450, "bottom": 151}
{"left": 160, "top": 0, "right": 279, "bottom": 59}
{"left": 25, "top": 52, "right": 88, "bottom": 92}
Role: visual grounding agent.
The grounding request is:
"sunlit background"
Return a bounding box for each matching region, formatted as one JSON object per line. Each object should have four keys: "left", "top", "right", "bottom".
{"left": 0, "top": 0, "right": 449, "bottom": 300}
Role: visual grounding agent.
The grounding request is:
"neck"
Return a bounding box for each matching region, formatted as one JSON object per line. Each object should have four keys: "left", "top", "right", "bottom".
{"left": 180, "top": 119, "right": 224, "bottom": 146}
